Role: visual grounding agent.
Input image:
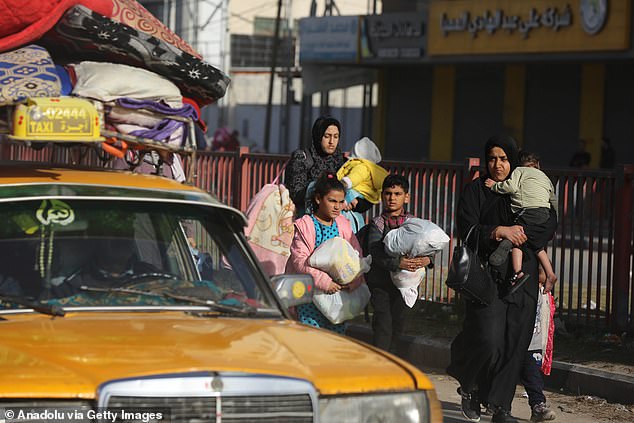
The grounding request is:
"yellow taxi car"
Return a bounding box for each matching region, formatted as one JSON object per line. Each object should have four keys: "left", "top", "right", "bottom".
{"left": 0, "top": 162, "right": 442, "bottom": 423}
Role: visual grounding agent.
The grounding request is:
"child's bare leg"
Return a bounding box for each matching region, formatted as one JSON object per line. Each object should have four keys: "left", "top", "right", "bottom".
{"left": 537, "top": 250, "right": 557, "bottom": 292}
{"left": 506, "top": 248, "right": 529, "bottom": 296}
{"left": 511, "top": 247, "right": 523, "bottom": 276}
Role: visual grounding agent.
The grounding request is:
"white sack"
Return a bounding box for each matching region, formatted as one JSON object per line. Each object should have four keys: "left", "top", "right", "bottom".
{"left": 313, "top": 284, "right": 371, "bottom": 324}
{"left": 528, "top": 286, "right": 552, "bottom": 353}
{"left": 71, "top": 61, "right": 182, "bottom": 106}
{"left": 390, "top": 267, "right": 426, "bottom": 289}
{"left": 383, "top": 218, "right": 449, "bottom": 257}
{"left": 390, "top": 267, "right": 425, "bottom": 308}
{"left": 309, "top": 236, "right": 371, "bottom": 284}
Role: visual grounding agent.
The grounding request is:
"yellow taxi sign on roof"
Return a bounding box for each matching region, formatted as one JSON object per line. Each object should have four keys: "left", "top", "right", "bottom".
{"left": 10, "top": 97, "right": 103, "bottom": 143}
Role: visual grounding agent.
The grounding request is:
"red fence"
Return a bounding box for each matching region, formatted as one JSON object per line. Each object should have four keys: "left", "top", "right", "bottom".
{"left": 6, "top": 144, "right": 633, "bottom": 332}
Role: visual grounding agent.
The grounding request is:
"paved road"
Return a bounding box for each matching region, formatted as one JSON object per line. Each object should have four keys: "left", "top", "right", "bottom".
{"left": 424, "top": 368, "right": 602, "bottom": 423}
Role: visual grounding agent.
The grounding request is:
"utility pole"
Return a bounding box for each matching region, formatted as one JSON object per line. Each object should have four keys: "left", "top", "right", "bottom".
{"left": 263, "top": 0, "right": 283, "bottom": 152}
{"left": 319, "top": 0, "right": 338, "bottom": 117}
{"left": 281, "top": 0, "right": 293, "bottom": 153}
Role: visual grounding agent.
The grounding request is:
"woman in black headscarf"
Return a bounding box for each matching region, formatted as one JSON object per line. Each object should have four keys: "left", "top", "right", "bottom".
{"left": 285, "top": 116, "right": 345, "bottom": 217}
{"left": 447, "top": 135, "right": 549, "bottom": 423}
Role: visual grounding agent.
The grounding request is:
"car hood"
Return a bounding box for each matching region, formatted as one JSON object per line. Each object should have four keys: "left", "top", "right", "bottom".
{"left": 0, "top": 312, "right": 433, "bottom": 398}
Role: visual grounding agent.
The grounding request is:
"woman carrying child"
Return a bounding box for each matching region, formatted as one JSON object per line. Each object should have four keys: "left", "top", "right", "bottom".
{"left": 448, "top": 135, "right": 551, "bottom": 423}
{"left": 485, "top": 150, "right": 558, "bottom": 295}
{"left": 285, "top": 172, "right": 366, "bottom": 333}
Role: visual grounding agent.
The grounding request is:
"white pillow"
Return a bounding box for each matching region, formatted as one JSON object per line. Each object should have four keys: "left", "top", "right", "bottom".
{"left": 71, "top": 61, "right": 182, "bottom": 106}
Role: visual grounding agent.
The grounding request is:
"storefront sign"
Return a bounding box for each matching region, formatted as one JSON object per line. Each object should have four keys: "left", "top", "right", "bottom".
{"left": 440, "top": 6, "right": 572, "bottom": 39}
{"left": 428, "top": 0, "right": 630, "bottom": 55}
{"left": 299, "top": 16, "right": 359, "bottom": 62}
{"left": 361, "top": 13, "right": 426, "bottom": 60}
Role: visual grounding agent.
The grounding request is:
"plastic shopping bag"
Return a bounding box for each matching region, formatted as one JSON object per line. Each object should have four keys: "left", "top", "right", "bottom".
{"left": 383, "top": 218, "right": 449, "bottom": 257}
{"left": 309, "top": 237, "right": 372, "bottom": 284}
{"left": 390, "top": 267, "right": 426, "bottom": 289}
{"left": 390, "top": 267, "right": 426, "bottom": 308}
{"left": 313, "top": 284, "right": 371, "bottom": 324}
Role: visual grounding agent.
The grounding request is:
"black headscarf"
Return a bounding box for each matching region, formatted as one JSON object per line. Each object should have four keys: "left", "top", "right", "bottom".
{"left": 285, "top": 116, "right": 345, "bottom": 214}
{"left": 484, "top": 134, "right": 520, "bottom": 178}
{"left": 311, "top": 116, "right": 342, "bottom": 156}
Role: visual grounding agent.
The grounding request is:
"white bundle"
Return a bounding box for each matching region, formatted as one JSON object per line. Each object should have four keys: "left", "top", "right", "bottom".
{"left": 313, "top": 284, "right": 371, "bottom": 324}
{"left": 390, "top": 268, "right": 426, "bottom": 308}
{"left": 383, "top": 218, "right": 448, "bottom": 308}
{"left": 383, "top": 218, "right": 450, "bottom": 257}
{"left": 309, "top": 237, "right": 371, "bottom": 284}
{"left": 70, "top": 61, "right": 183, "bottom": 106}
{"left": 391, "top": 267, "right": 426, "bottom": 289}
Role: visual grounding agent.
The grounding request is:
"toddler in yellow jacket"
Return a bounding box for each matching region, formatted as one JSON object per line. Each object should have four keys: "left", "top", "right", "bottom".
{"left": 337, "top": 137, "right": 389, "bottom": 213}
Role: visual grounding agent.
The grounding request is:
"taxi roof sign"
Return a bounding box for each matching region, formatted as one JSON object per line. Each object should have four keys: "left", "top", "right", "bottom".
{"left": 10, "top": 97, "right": 103, "bottom": 143}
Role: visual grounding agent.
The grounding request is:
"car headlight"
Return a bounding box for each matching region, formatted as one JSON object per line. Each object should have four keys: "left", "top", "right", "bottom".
{"left": 319, "top": 391, "right": 429, "bottom": 423}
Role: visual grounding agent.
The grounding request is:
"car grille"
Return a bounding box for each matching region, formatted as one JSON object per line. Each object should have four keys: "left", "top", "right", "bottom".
{"left": 107, "top": 395, "right": 313, "bottom": 422}
{"left": 99, "top": 373, "right": 317, "bottom": 423}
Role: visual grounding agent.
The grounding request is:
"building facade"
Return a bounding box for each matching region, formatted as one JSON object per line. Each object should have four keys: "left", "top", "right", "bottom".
{"left": 300, "top": 0, "right": 634, "bottom": 167}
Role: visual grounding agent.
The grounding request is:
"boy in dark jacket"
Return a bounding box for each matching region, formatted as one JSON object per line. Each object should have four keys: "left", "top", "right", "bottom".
{"left": 366, "top": 174, "right": 432, "bottom": 352}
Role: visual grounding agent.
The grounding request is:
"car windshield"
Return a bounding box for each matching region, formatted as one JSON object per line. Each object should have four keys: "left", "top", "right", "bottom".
{"left": 0, "top": 199, "right": 279, "bottom": 315}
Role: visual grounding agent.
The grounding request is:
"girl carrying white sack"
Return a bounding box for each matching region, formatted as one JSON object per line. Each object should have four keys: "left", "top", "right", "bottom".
{"left": 285, "top": 173, "right": 371, "bottom": 331}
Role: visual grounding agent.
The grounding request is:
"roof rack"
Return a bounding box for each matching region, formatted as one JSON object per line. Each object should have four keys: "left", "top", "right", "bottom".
{"left": 0, "top": 97, "right": 198, "bottom": 183}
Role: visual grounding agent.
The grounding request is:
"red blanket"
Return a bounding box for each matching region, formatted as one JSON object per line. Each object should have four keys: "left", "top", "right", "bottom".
{"left": 0, "top": 0, "right": 199, "bottom": 58}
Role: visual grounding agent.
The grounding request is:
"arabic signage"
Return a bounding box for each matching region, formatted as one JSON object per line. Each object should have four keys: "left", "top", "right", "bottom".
{"left": 428, "top": 0, "right": 631, "bottom": 55}
{"left": 360, "top": 12, "right": 426, "bottom": 61}
{"left": 299, "top": 16, "right": 359, "bottom": 62}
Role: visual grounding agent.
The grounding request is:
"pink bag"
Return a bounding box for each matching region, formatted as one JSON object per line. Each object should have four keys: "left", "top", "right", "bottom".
{"left": 245, "top": 183, "right": 295, "bottom": 276}
{"left": 542, "top": 292, "right": 556, "bottom": 375}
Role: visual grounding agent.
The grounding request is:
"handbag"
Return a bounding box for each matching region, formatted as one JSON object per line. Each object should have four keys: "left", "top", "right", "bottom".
{"left": 445, "top": 225, "right": 496, "bottom": 305}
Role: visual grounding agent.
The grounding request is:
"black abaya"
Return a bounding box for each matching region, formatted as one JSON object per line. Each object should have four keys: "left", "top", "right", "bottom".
{"left": 447, "top": 176, "right": 538, "bottom": 412}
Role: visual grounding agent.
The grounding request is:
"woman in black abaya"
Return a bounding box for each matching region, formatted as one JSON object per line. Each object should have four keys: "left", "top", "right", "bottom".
{"left": 447, "top": 135, "right": 547, "bottom": 423}
{"left": 284, "top": 116, "right": 345, "bottom": 217}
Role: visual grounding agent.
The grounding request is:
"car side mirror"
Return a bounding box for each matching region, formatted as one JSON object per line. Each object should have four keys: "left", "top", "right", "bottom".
{"left": 270, "top": 274, "right": 314, "bottom": 309}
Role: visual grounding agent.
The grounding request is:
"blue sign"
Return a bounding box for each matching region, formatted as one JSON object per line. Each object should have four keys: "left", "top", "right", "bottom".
{"left": 299, "top": 16, "right": 360, "bottom": 62}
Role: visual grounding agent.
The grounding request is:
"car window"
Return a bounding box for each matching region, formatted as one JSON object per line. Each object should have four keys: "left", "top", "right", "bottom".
{"left": 0, "top": 199, "right": 277, "bottom": 313}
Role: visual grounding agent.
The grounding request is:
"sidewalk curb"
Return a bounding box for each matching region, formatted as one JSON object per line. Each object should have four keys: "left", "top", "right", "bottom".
{"left": 346, "top": 323, "right": 634, "bottom": 405}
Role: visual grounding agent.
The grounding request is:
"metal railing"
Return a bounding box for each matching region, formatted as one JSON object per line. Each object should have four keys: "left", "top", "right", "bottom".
{"left": 5, "top": 144, "right": 633, "bottom": 332}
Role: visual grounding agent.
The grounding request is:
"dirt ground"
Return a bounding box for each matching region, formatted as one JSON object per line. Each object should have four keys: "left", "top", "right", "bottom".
{"left": 546, "top": 390, "right": 634, "bottom": 422}
{"left": 401, "top": 301, "right": 634, "bottom": 376}
{"left": 357, "top": 300, "right": 634, "bottom": 422}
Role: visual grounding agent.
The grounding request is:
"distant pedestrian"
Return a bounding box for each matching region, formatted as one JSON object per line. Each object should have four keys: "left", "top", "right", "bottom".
{"left": 600, "top": 137, "right": 616, "bottom": 169}
{"left": 211, "top": 127, "right": 239, "bottom": 152}
{"left": 285, "top": 172, "right": 366, "bottom": 333}
{"left": 365, "top": 174, "right": 433, "bottom": 352}
{"left": 569, "top": 139, "right": 591, "bottom": 168}
{"left": 285, "top": 116, "right": 345, "bottom": 217}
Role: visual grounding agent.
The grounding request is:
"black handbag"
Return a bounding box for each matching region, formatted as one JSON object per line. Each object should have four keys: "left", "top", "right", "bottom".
{"left": 446, "top": 225, "right": 496, "bottom": 305}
